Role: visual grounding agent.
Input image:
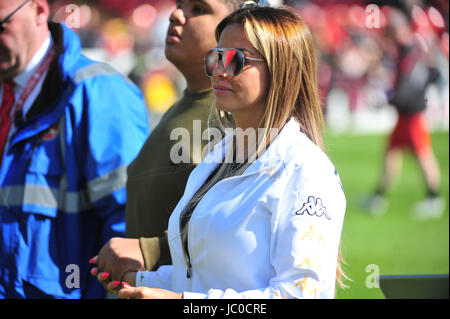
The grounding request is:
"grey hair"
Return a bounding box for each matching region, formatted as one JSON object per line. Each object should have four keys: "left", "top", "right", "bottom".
{"left": 221, "top": 0, "right": 250, "bottom": 11}
{"left": 222, "top": 0, "right": 283, "bottom": 11}
{"left": 241, "top": 0, "right": 283, "bottom": 8}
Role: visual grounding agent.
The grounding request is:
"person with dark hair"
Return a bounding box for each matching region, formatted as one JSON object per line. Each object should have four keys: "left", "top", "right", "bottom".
{"left": 0, "top": 0, "right": 149, "bottom": 298}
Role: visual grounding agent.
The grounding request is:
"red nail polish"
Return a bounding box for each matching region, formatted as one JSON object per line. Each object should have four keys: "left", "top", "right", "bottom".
{"left": 121, "top": 282, "right": 130, "bottom": 288}
{"left": 90, "top": 268, "right": 98, "bottom": 275}
{"left": 101, "top": 273, "right": 110, "bottom": 280}
{"left": 89, "top": 257, "right": 96, "bottom": 264}
{"left": 111, "top": 281, "right": 120, "bottom": 287}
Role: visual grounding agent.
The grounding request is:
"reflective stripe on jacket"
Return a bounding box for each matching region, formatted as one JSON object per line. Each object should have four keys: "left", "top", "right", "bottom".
{"left": 0, "top": 23, "right": 150, "bottom": 299}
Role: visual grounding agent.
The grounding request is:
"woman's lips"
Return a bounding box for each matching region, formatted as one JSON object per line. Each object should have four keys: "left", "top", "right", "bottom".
{"left": 166, "top": 35, "right": 180, "bottom": 44}
{"left": 213, "top": 84, "right": 232, "bottom": 94}
{"left": 166, "top": 28, "right": 181, "bottom": 44}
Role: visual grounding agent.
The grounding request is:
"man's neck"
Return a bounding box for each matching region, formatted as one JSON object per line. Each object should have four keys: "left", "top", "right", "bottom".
{"left": 15, "top": 31, "right": 52, "bottom": 88}
{"left": 177, "top": 62, "right": 212, "bottom": 94}
{"left": 185, "top": 77, "right": 212, "bottom": 94}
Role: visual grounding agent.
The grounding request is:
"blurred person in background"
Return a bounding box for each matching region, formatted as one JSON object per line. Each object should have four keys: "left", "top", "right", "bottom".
{"left": 0, "top": 0, "right": 149, "bottom": 298}
{"left": 363, "top": 7, "right": 445, "bottom": 219}
{"left": 89, "top": 0, "right": 256, "bottom": 290}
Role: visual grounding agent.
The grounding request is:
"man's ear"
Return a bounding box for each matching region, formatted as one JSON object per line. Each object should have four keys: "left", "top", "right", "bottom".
{"left": 34, "top": 0, "right": 50, "bottom": 26}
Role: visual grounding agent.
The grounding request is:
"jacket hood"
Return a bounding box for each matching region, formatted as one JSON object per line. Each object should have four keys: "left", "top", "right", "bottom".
{"left": 25, "top": 23, "right": 83, "bottom": 121}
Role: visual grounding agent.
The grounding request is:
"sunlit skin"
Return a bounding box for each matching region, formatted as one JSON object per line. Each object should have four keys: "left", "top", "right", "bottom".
{"left": 0, "top": 0, "right": 50, "bottom": 81}
{"left": 165, "top": 0, "right": 231, "bottom": 92}
{"left": 211, "top": 23, "right": 269, "bottom": 131}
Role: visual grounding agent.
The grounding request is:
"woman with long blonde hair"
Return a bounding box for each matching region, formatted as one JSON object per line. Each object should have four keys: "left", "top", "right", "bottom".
{"left": 110, "top": 3, "right": 347, "bottom": 299}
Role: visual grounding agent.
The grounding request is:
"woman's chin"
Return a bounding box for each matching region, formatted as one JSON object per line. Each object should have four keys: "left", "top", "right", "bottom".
{"left": 215, "top": 97, "right": 236, "bottom": 112}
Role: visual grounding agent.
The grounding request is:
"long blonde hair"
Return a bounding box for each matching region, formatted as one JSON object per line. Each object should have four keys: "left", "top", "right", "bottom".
{"left": 215, "top": 6, "right": 324, "bottom": 150}
{"left": 214, "top": 5, "right": 349, "bottom": 289}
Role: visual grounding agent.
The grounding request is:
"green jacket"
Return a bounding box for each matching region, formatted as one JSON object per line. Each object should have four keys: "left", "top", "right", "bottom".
{"left": 125, "top": 89, "right": 217, "bottom": 269}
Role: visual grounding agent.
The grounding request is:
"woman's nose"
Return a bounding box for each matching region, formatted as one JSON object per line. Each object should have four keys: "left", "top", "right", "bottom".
{"left": 212, "top": 58, "right": 228, "bottom": 78}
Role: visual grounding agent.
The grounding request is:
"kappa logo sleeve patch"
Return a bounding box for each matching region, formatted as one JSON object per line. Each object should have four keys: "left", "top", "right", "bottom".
{"left": 294, "top": 196, "right": 331, "bottom": 220}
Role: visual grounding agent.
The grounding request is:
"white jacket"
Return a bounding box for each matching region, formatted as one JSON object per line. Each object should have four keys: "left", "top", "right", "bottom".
{"left": 137, "top": 118, "right": 346, "bottom": 299}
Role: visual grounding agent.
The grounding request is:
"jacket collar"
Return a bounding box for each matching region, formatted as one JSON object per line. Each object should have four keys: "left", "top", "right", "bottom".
{"left": 241, "top": 117, "right": 303, "bottom": 176}
{"left": 203, "top": 117, "right": 302, "bottom": 172}
{"left": 25, "top": 22, "right": 74, "bottom": 121}
{"left": 8, "top": 23, "right": 80, "bottom": 149}
{"left": 14, "top": 35, "right": 52, "bottom": 91}
{"left": 183, "top": 118, "right": 304, "bottom": 204}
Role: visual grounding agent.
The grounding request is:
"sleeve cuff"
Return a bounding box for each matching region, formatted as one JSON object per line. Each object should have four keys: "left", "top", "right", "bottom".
{"left": 181, "top": 291, "right": 207, "bottom": 299}
{"left": 135, "top": 266, "right": 173, "bottom": 290}
{"left": 139, "top": 237, "right": 160, "bottom": 271}
{"left": 136, "top": 271, "right": 151, "bottom": 287}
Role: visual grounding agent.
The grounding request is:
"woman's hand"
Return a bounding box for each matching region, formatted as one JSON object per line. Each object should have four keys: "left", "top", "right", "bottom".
{"left": 111, "top": 284, "right": 183, "bottom": 299}
{"left": 93, "top": 270, "right": 136, "bottom": 295}
{"left": 104, "top": 272, "right": 181, "bottom": 299}
{"left": 88, "top": 237, "right": 145, "bottom": 283}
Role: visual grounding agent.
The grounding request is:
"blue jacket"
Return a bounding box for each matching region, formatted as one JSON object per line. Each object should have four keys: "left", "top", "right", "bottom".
{"left": 0, "top": 23, "right": 150, "bottom": 298}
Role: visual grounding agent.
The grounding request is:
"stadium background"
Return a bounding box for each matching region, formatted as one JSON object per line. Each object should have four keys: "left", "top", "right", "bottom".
{"left": 48, "top": 0, "right": 449, "bottom": 299}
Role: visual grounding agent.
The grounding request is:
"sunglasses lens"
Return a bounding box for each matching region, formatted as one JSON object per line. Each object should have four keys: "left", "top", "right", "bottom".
{"left": 205, "top": 50, "right": 219, "bottom": 77}
{"left": 204, "top": 49, "right": 245, "bottom": 77}
{"left": 222, "top": 49, "right": 244, "bottom": 77}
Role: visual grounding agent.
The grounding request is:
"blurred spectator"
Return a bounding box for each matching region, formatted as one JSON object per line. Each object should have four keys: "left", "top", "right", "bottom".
{"left": 48, "top": 0, "right": 449, "bottom": 132}
{"left": 361, "top": 6, "right": 445, "bottom": 219}
{"left": 292, "top": 0, "right": 449, "bottom": 132}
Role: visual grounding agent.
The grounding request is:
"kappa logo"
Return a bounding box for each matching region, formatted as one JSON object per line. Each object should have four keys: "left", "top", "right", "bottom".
{"left": 294, "top": 196, "right": 331, "bottom": 220}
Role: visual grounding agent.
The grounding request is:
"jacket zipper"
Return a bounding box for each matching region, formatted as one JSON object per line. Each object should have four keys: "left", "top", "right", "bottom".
{"left": 181, "top": 161, "right": 282, "bottom": 279}
{"left": 186, "top": 261, "right": 192, "bottom": 278}
{"left": 182, "top": 173, "right": 252, "bottom": 279}
{"left": 185, "top": 203, "right": 196, "bottom": 279}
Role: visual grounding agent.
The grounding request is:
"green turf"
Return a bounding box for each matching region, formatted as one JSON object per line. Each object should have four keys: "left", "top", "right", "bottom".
{"left": 323, "top": 131, "right": 449, "bottom": 299}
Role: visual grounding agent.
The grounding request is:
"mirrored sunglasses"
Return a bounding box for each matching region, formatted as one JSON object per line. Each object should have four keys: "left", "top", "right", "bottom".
{"left": 204, "top": 48, "right": 264, "bottom": 78}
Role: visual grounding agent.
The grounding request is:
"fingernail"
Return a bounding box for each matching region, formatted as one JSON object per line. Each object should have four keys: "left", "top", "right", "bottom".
{"left": 101, "top": 273, "right": 110, "bottom": 280}
{"left": 90, "top": 268, "right": 98, "bottom": 276}
{"left": 89, "top": 257, "right": 96, "bottom": 264}
{"left": 121, "top": 282, "right": 131, "bottom": 288}
{"left": 111, "top": 281, "right": 120, "bottom": 287}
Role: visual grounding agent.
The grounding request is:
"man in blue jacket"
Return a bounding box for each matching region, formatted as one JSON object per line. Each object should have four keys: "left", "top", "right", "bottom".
{"left": 0, "top": 0, "right": 149, "bottom": 298}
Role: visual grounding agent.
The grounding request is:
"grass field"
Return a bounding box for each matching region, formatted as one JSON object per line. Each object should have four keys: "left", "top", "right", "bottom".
{"left": 323, "top": 131, "right": 449, "bottom": 299}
